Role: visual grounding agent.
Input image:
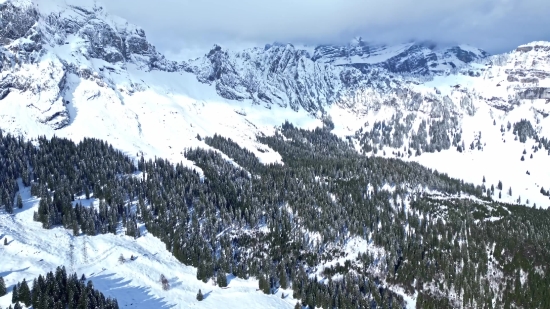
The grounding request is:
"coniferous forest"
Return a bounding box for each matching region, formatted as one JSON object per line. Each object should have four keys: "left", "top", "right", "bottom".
{"left": 6, "top": 266, "right": 118, "bottom": 309}
{"left": 1, "top": 122, "right": 550, "bottom": 308}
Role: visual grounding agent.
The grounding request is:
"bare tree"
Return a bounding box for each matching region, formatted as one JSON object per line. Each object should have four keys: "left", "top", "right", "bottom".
{"left": 160, "top": 274, "right": 170, "bottom": 291}
{"left": 118, "top": 254, "right": 126, "bottom": 264}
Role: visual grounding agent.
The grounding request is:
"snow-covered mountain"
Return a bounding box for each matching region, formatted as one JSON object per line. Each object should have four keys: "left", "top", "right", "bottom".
{"left": 2, "top": 0, "right": 550, "bottom": 307}
{"left": 1, "top": 0, "right": 550, "bottom": 206}
{"left": 312, "top": 37, "right": 488, "bottom": 75}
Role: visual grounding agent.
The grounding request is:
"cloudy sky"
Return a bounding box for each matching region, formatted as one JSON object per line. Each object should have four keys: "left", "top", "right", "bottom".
{"left": 104, "top": 0, "right": 550, "bottom": 57}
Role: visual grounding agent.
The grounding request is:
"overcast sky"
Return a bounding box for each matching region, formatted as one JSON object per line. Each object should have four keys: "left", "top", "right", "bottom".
{"left": 104, "top": 0, "right": 550, "bottom": 58}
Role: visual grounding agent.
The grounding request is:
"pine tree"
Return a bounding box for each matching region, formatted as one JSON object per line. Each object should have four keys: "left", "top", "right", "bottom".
{"left": 11, "top": 284, "right": 18, "bottom": 304}
{"left": 217, "top": 271, "right": 228, "bottom": 288}
{"left": 18, "top": 278, "right": 31, "bottom": 307}
{"left": 118, "top": 254, "right": 125, "bottom": 264}
{"left": 5, "top": 198, "right": 13, "bottom": 214}
{"left": 295, "top": 301, "right": 302, "bottom": 309}
{"left": 259, "top": 274, "right": 270, "bottom": 294}
{"left": 262, "top": 275, "right": 271, "bottom": 294}
{"left": 160, "top": 274, "right": 170, "bottom": 291}
{"left": 17, "top": 194, "right": 23, "bottom": 209}
{"left": 31, "top": 278, "right": 39, "bottom": 308}
{"left": 4, "top": 238, "right": 7, "bottom": 245}
{"left": 196, "top": 289, "right": 204, "bottom": 301}
{"left": 279, "top": 266, "right": 288, "bottom": 289}
{"left": 0, "top": 276, "right": 6, "bottom": 296}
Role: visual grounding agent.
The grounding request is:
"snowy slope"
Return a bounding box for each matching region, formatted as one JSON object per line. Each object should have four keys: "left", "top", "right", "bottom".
{"left": 1, "top": 0, "right": 549, "bottom": 209}
{"left": 0, "top": 181, "right": 298, "bottom": 309}
{"left": 1, "top": 0, "right": 550, "bottom": 307}
{"left": 1, "top": 0, "right": 549, "bottom": 205}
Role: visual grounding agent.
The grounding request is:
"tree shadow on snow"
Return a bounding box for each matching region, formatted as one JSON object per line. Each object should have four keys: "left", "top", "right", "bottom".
{"left": 167, "top": 277, "right": 184, "bottom": 289}
{"left": 90, "top": 273, "right": 174, "bottom": 309}
{"left": 0, "top": 267, "right": 30, "bottom": 278}
{"left": 203, "top": 290, "right": 213, "bottom": 299}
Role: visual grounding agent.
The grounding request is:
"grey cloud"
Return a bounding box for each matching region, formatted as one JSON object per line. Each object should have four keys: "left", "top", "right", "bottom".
{"left": 103, "top": 0, "right": 550, "bottom": 56}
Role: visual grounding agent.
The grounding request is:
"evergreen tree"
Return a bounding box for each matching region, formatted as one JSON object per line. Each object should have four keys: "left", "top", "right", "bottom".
{"left": 279, "top": 266, "right": 288, "bottom": 289}
{"left": 5, "top": 199, "right": 13, "bottom": 214}
{"left": 16, "top": 194, "right": 23, "bottom": 209}
{"left": 196, "top": 289, "right": 204, "bottom": 301}
{"left": 258, "top": 274, "right": 270, "bottom": 294}
{"left": 217, "top": 272, "right": 228, "bottom": 288}
{"left": 160, "top": 274, "right": 170, "bottom": 291}
{"left": 17, "top": 279, "right": 31, "bottom": 307}
{"left": 0, "top": 276, "right": 6, "bottom": 297}
{"left": 11, "top": 284, "right": 18, "bottom": 304}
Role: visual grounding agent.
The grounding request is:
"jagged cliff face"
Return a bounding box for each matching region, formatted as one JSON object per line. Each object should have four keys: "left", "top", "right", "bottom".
{"left": 0, "top": 0, "right": 186, "bottom": 129}
{"left": 185, "top": 41, "right": 489, "bottom": 114}
{"left": 0, "top": 0, "right": 550, "bottom": 137}
{"left": 312, "top": 38, "right": 489, "bottom": 75}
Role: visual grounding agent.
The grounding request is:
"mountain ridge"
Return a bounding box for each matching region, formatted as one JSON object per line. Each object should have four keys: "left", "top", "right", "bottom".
{"left": 1, "top": 0, "right": 550, "bottom": 208}
{"left": 2, "top": 1, "right": 550, "bottom": 309}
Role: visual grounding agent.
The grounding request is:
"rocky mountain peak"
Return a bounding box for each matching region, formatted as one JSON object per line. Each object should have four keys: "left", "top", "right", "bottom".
{"left": 0, "top": 0, "right": 549, "bottom": 139}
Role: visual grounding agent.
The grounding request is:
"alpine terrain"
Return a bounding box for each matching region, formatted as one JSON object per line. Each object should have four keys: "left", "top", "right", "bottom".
{"left": 1, "top": 0, "right": 550, "bottom": 308}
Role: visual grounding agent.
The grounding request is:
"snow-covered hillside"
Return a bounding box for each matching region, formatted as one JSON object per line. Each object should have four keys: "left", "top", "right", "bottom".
{"left": 2, "top": 0, "right": 550, "bottom": 305}
{"left": 0, "top": 181, "right": 298, "bottom": 309}
{"left": 1, "top": 0, "right": 550, "bottom": 210}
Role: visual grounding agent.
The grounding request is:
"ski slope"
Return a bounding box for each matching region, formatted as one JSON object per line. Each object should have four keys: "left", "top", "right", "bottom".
{"left": 0, "top": 181, "right": 298, "bottom": 309}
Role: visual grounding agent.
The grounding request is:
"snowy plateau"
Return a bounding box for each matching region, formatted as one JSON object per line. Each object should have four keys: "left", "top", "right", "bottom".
{"left": 1, "top": 0, "right": 550, "bottom": 308}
